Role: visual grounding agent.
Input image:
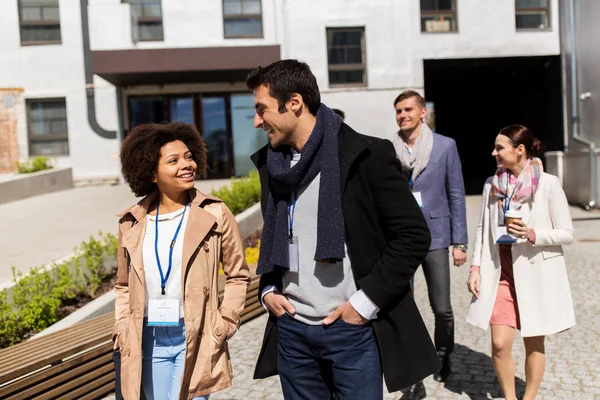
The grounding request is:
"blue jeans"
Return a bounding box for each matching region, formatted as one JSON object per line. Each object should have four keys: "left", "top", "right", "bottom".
{"left": 142, "top": 321, "right": 208, "bottom": 400}
{"left": 276, "top": 313, "right": 383, "bottom": 400}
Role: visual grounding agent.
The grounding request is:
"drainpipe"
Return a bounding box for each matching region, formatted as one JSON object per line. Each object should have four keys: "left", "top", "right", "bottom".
{"left": 80, "top": 0, "right": 117, "bottom": 139}
{"left": 567, "top": 0, "right": 596, "bottom": 209}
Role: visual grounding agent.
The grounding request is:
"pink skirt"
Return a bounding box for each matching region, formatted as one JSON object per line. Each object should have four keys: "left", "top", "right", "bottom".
{"left": 490, "top": 280, "right": 521, "bottom": 330}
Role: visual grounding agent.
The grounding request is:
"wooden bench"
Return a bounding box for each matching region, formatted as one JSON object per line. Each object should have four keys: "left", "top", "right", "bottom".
{"left": 0, "top": 272, "right": 263, "bottom": 400}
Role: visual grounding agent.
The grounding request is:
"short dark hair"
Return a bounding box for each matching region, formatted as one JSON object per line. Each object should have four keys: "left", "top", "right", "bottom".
{"left": 120, "top": 123, "right": 207, "bottom": 197}
{"left": 499, "top": 124, "right": 543, "bottom": 158}
{"left": 246, "top": 59, "right": 321, "bottom": 115}
{"left": 332, "top": 108, "right": 345, "bottom": 120}
{"left": 393, "top": 90, "right": 426, "bottom": 109}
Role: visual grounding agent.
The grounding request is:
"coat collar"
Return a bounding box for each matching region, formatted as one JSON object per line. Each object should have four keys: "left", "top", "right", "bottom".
{"left": 118, "top": 188, "right": 222, "bottom": 285}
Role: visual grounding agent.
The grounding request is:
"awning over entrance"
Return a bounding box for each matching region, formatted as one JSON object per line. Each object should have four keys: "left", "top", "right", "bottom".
{"left": 91, "top": 45, "right": 281, "bottom": 86}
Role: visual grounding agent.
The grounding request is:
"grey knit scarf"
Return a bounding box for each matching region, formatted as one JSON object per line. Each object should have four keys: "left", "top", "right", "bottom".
{"left": 393, "top": 122, "right": 434, "bottom": 183}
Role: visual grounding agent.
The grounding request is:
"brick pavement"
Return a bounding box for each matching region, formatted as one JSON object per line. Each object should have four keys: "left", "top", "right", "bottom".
{"left": 212, "top": 198, "right": 600, "bottom": 400}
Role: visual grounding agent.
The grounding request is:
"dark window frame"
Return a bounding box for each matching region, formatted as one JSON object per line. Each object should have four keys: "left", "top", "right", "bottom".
{"left": 123, "top": 0, "right": 164, "bottom": 42}
{"left": 17, "top": 0, "right": 62, "bottom": 46}
{"left": 26, "top": 98, "right": 70, "bottom": 157}
{"left": 420, "top": 0, "right": 458, "bottom": 33}
{"left": 515, "top": 0, "right": 551, "bottom": 31}
{"left": 326, "top": 27, "right": 368, "bottom": 88}
{"left": 222, "top": 0, "right": 264, "bottom": 39}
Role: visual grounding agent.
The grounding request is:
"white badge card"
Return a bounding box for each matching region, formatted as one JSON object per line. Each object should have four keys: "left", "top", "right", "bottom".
{"left": 495, "top": 226, "right": 516, "bottom": 244}
{"left": 147, "top": 297, "right": 181, "bottom": 326}
{"left": 412, "top": 191, "right": 424, "bottom": 208}
{"left": 289, "top": 236, "right": 300, "bottom": 273}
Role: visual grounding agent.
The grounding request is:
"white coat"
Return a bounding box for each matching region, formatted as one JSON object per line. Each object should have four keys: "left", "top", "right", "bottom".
{"left": 467, "top": 172, "right": 576, "bottom": 337}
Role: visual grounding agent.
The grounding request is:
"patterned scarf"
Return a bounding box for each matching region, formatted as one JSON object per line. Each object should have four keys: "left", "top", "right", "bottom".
{"left": 490, "top": 158, "right": 543, "bottom": 225}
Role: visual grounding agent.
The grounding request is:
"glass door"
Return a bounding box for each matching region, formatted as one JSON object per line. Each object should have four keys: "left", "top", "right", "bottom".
{"left": 201, "top": 96, "right": 232, "bottom": 178}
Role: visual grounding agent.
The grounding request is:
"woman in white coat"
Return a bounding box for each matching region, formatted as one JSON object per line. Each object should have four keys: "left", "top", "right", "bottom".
{"left": 467, "top": 125, "right": 576, "bottom": 400}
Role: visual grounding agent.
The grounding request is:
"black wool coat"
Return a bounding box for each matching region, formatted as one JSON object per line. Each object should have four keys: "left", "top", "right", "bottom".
{"left": 250, "top": 123, "right": 441, "bottom": 392}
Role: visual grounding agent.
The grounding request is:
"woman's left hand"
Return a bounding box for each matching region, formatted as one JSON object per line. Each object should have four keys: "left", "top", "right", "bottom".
{"left": 507, "top": 219, "right": 530, "bottom": 239}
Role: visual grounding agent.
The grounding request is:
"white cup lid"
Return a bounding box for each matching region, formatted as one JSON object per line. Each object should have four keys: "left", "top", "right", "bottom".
{"left": 505, "top": 209, "right": 523, "bottom": 218}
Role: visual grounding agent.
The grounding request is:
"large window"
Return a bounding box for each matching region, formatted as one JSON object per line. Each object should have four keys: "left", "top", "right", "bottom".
{"left": 515, "top": 0, "right": 550, "bottom": 30}
{"left": 124, "top": 0, "right": 164, "bottom": 42}
{"left": 420, "top": 0, "right": 457, "bottom": 33}
{"left": 223, "top": 0, "right": 263, "bottom": 38}
{"left": 326, "top": 28, "right": 367, "bottom": 87}
{"left": 26, "top": 99, "right": 69, "bottom": 156}
{"left": 18, "top": 0, "right": 61, "bottom": 45}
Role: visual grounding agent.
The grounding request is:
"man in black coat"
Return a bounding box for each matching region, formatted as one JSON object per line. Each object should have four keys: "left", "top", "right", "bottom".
{"left": 248, "top": 59, "right": 440, "bottom": 399}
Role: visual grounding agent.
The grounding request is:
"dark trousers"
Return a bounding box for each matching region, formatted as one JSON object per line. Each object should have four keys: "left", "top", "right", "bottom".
{"left": 413, "top": 248, "right": 454, "bottom": 359}
{"left": 276, "top": 313, "right": 383, "bottom": 400}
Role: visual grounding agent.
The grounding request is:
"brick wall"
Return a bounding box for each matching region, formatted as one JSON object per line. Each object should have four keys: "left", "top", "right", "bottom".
{"left": 0, "top": 89, "right": 23, "bottom": 173}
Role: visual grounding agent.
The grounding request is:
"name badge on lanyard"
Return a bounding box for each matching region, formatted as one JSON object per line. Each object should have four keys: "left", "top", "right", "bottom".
{"left": 288, "top": 192, "right": 299, "bottom": 273}
{"left": 409, "top": 175, "right": 424, "bottom": 208}
{"left": 147, "top": 202, "right": 187, "bottom": 327}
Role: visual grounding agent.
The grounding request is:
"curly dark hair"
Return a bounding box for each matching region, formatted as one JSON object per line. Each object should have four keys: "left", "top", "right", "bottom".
{"left": 120, "top": 123, "right": 207, "bottom": 197}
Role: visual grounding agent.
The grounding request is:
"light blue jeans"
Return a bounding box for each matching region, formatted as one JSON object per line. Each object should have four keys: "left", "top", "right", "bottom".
{"left": 142, "top": 321, "right": 209, "bottom": 400}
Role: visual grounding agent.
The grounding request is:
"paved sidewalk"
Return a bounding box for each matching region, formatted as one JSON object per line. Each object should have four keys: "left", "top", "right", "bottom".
{"left": 0, "top": 180, "right": 229, "bottom": 287}
{"left": 212, "top": 196, "right": 600, "bottom": 399}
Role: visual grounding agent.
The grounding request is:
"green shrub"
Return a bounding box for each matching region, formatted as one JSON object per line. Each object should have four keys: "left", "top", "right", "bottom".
{"left": 0, "top": 232, "right": 118, "bottom": 348}
{"left": 17, "top": 156, "right": 53, "bottom": 174}
{"left": 210, "top": 170, "right": 261, "bottom": 215}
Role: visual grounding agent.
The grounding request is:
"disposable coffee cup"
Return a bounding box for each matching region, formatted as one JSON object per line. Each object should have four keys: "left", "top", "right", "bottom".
{"left": 505, "top": 209, "right": 523, "bottom": 236}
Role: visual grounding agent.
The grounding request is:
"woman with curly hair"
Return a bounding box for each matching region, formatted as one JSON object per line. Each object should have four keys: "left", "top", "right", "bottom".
{"left": 466, "top": 125, "right": 576, "bottom": 400}
{"left": 113, "top": 122, "right": 250, "bottom": 400}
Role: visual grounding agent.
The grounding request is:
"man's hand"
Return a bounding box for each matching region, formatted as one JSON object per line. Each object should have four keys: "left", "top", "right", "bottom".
{"left": 263, "top": 291, "right": 296, "bottom": 317}
{"left": 323, "top": 300, "right": 368, "bottom": 326}
{"left": 452, "top": 247, "right": 467, "bottom": 267}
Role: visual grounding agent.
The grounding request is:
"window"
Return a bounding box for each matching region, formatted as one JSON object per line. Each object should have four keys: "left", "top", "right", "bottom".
{"left": 515, "top": 0, "right": 550, "bottom": 30}
{"left": 420, "top": 0, "right": 457, "bottom": 33}
{"left": 326, "top": 28, "right": 367, "bottom": 86}
{"left": 18, "top": 0, "right": 61, "bottom": 45}
{"left": 26, "top": 99, "right": 69, "bottom": 156}
{"left": 223, "top": 0, "right": 263, "bottom": 38}
{"left": 124, "top": 0, "right": 164, "bottom": 42}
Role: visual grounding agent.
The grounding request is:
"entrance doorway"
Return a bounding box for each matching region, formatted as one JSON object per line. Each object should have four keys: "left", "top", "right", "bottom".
{"left": 128, "top": 92, "right": 265, "bottom": 179}
{"left": 423, "top": 56, "right": 563, "bottom": 194}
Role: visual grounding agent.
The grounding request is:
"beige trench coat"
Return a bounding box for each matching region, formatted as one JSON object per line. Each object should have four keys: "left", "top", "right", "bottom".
{"left": 113, "top": 189, "right": 250, "bottom": 400}
{"left": 467, "top": 173, "right": 576, "bottom": 337}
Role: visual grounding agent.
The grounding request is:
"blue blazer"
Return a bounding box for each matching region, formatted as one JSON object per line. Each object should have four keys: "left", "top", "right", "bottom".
{"left": 410, "top": 133, "right": 468, "bottom": 251}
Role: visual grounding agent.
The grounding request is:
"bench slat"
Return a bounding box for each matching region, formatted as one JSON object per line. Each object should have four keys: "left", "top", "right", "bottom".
{"left": 6, "top": 349, "right": 113, "bottom": 400}
{"left": 0, "top": 334, "right": 110, "bottom": 385}
{"left": 0, "top": 343, "right": 111, "bottom": 398}
{"left": 77, "top": 381, "right": 116, "bottom": 400}
{"left": 53, "top": 372, "right": 115, "bottom": 400}
{"left": 0, "top": 314, "right": 112, "bottom": 374}
{"left": 32, "top": 363, "right": 114, "bottom": 400}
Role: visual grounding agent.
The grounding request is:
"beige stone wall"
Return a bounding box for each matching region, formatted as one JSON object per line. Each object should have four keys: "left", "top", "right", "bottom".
{"left": 0, "top": 89, "right": 23, "bottom": 173}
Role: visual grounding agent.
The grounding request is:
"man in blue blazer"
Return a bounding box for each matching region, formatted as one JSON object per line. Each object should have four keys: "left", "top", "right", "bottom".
{"left": 393, "top": 91, "right": 468, "bottom": 400}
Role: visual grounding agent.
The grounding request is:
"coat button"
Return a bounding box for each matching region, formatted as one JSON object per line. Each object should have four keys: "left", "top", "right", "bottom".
{"left": 530, "top": 259, "right": 536, "bottom": 264}
{"left": 215, "top": 327, "right": 222, "bottom": 336}
{"left": 203, "top": 286, "right": 209, "bottom": 297}
{"left": 200, "top": 331, "right": 205, "bottom": 338}
{"left": 129, "top": 307, "right": 133, "bottom": 314}
{"left": 203, "top": 242, "right": 210, "bottom": 251}
{"left": 126, "top": 350, "right": 130, "bottom": 357}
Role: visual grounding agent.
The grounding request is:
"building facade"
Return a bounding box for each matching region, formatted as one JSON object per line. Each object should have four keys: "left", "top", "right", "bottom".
{"left": 554, "top": 0, "right": 600, "bottom": 208}
{"left": 0, "top": 0, "right": 561, "bottom": 184}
